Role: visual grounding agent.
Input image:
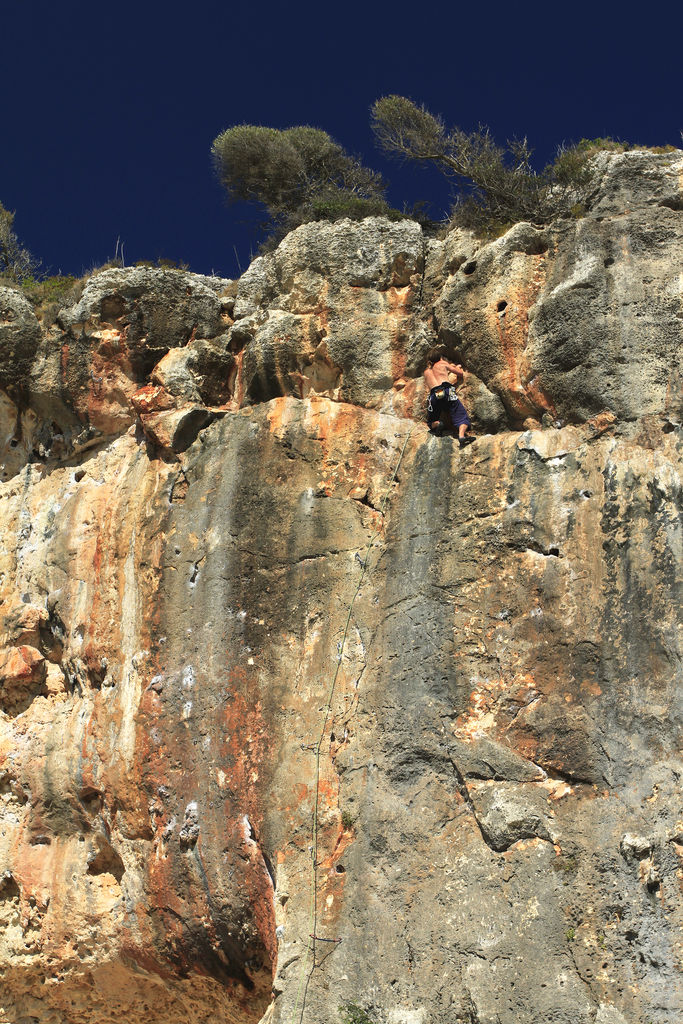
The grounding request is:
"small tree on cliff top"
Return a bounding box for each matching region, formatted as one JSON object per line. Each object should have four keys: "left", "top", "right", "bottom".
{"left": 370, "top": 95, "right": 609, "bottom": 231}
{"left": 0, "top": 202, "right": 40, "bottom": 282}
{"left": 211, "top": 124, "right": 398, "bottom": 247}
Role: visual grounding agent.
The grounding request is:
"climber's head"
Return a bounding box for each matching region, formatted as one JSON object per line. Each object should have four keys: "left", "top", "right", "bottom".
{"left": 425, "top": 346, "right": 449, "bottom": 368}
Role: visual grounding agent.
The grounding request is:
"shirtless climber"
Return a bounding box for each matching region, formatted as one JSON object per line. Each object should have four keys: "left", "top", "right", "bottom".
{"left": 424, "top": 347, "right": 475, "bottom": 448}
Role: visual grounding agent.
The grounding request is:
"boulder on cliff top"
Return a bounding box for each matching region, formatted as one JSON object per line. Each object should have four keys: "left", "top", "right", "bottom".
{"left": 59, "top": 266, "right": 234, "bottom": 377}
{"left": 232, "top": 217, "right": 435, "bottom": 414}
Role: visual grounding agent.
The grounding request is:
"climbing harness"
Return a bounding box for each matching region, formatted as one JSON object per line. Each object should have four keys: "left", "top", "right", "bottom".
{"left": 427, "top": 382, "right": 460, "bottom": 410}
{"left": 288, "top": 425, "right": 413, "bottom": 1024}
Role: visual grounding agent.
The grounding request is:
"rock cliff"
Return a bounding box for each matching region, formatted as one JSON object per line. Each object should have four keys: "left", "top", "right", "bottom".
{"left": 0, "top": 151, "right": 681, "bottom": 1024}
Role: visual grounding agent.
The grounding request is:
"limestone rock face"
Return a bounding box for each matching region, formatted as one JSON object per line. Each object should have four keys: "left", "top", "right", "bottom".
{"left": 0, "top": 268, "right": 236, "bottom": 480}
{"left": 233, "top": 217, "right": 431, "bottom": 416}
{"left": 434, "top": 152, "right": 683, "bottom": 426}
{"left": 0, "top": 152, "right": 681, "bottom": 1024}
{"left": 0, "top": 287, "right": 42, "bottom": 392}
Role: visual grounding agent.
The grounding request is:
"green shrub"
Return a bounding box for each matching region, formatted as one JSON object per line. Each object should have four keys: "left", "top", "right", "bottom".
{"left": 134, "top": 257, "right": 191, "bottom": 271}
{"left": 211, "top": 123, "right": 389, "bottom": 247}
{"left": 19, "top": 273, "right": 84, "bottom": 324}
{"left": 156, "top": 257, "right": 190, "bottom": 270}
{"left": 21, "top": 274, "right": 78, "bottom": 305}
{"left": 310, "top": 194, "right": 402, "bottom": 223}
{"left": 565, "top": 927, "right": 575, "bottom": 942}
{"left": 339, "top": 1002, "right": 378, "bottom": 1024}
{"left": 340, "top": 809, "right": 356, "bottom": 830}
{"left": 550, "top": 137, "right": 630, "bottom": 186}
{"left": 445, "top": 200, "right": 515, "bottom": 240}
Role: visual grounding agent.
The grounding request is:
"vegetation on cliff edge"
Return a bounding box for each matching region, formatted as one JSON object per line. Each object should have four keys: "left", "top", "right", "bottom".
{"left": 213, "top": 102, "right": 678, "bottom": 248}
{"left": 370, "top": 96, "right": 676, "bottom": 235}
{"left": 211, "top": 125, "right": 403, "bottom": 249}
{"left": 0, "top": 202, "right": 40, "bottom": 283}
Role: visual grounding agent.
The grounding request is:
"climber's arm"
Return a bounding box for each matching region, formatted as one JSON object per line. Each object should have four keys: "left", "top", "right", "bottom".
{"left": 445, "top": 360, "right": 465, "bottom": 380}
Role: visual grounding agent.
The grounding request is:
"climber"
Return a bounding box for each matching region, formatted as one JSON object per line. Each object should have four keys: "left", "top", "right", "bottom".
{"left": 424, "top": 347, "right": 475, "bottom": 447}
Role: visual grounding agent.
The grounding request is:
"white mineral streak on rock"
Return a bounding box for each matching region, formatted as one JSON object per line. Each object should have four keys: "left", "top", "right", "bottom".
{"left": 387, "top": 1009, "right": 425, "bottom": 1024}
{"left": 117, "top": 526, "right": 141, "bottom": 763}
{"left": 547, "top": 250, "right": 601, "bottom": 299}
{"left": 595, "top": 1005, "right": 629, "bottom": 1024}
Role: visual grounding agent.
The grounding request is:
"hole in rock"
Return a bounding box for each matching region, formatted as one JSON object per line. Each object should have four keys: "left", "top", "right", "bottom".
{"left": 462, "top": 261, "right": 477, "bottom": 276}
{"left": 522, "top": 237, "right": 549, "bottom": 256}
{"left": 604, "top": 257, "right": 615, "bottom": 267}
{"left": 100, "top": 296, "right": 126, "bottom": 322}
{"left": 335, "top": 864, "right": 345, "bottom": 874}
{"left": 87, "top": 838, "right": 125, "bottom": 882}
{"left": 80, "top": 786, "right": 103, "bottom": 815}
{"left": 0, "top": 776, "right": 28, "bottom": 805}
{"left": 0, "top": 874, "right": 20, "bottom": 900}
{"left": 74, "top": 469, "right": 86, "bottom": 482}
{"left": 330, "top": 732, "right": 336, "bottom": 742}
{"left": 9, "top": 439, "right": 19, "bottom": 449}
{"left": 497, "top": 300, "right": 508, "bottom": 312}
{"left": 659, "top": 197, "right": 683, "bottom": 211}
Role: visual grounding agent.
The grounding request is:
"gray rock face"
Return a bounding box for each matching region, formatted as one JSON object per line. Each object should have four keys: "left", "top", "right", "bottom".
{"left": 0, "top": 152, "right": 681, "bottom": 1024}
{"left": 0, "top": 268, "right": 235, "bottom": 478}
{"left": 434, "top": 153, "right": 683, "bottom": 426}
{"left": 0, "top": 286, "right": 42, "bottom": 392}
{"left": 60, "top": 266, "right": 234, "bottom": 377}
{"left": 233, "top": 217, "right": 431, "bottom": 411}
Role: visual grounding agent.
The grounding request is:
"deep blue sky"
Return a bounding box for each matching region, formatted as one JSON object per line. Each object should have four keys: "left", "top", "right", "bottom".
{"left": 4, "top": 1, "right": 681, "bottom": 280}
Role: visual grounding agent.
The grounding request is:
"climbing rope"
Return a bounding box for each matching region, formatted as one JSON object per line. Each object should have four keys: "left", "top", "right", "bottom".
{"left": 289, "top": 425, "right": 413, "bottom": 1024}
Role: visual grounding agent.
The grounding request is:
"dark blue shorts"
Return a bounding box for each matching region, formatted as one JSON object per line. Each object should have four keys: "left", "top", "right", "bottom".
{"left": 427, "top": 384, "right": 471, "bottom": 430}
